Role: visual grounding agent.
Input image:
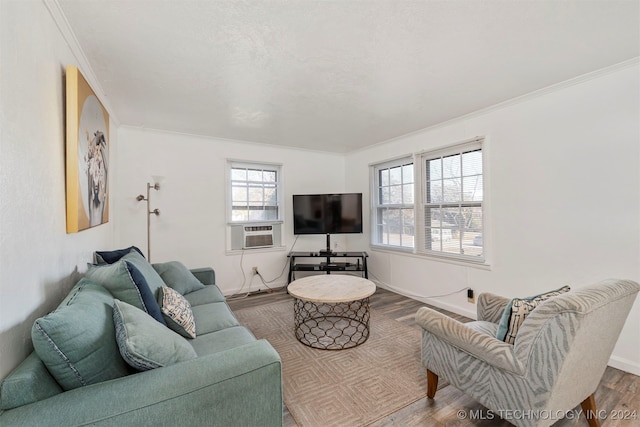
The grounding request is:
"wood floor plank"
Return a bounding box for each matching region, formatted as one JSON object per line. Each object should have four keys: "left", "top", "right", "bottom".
{"left": 227, "top": 284, "right": 640, "bottom": 426}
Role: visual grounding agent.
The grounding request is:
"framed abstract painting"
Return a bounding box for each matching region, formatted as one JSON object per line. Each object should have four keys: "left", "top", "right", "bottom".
{"left": 65, "top": 65, "right": 110, "bottom": 233}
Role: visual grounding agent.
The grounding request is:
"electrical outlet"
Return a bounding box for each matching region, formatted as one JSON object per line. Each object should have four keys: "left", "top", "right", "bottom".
{"left": 252, "top": 266, "right": 258, "bottom": 275}
{"left": 467, "top": 288, "right": 475, "bottom": 303}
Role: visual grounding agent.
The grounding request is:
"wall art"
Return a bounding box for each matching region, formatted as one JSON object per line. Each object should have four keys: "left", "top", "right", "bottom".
{"left": 65, "top": 65, "right": 109, "bottom": 232}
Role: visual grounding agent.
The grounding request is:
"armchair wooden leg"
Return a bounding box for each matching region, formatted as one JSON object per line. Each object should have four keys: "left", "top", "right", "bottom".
{"left": 580, "top": 394, "right": 601, "bottom": 427}
{"left": 426, "top": 369, "right": 438, "bottom": 399}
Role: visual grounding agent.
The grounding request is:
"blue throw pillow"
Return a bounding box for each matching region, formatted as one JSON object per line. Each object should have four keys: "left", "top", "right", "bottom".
{"left": 95, "top": 246, "right": 145, "bottom": 264}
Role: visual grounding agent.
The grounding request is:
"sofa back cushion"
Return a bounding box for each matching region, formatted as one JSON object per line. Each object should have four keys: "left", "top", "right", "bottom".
{"left": 121, "top": 249, "right": 167, "bottom": 298}
{"left": 86, "top": 259, "right": 166, "bottom": 325}
{"left": 31, "top": 279, "right": 129, "bottom": 391}
{"left": 152, "top": 261, "right": 206, "bottom": 295}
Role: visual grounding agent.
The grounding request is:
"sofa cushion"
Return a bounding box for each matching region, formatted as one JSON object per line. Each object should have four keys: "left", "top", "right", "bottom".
{"left": 152, "top": 261, "right": 206, "bottom": 295}
{"left": 184, "top": 285, "right": 226, "bottom": 307}
{"left": 158, "top": 286, "right": 196, "bottom": 339}
{"left": 121, "top": 250, "right": 166, "bottom": 298}
{"left": 86, "top": 259, "right": 166, "bottom": 325}
{"left": 95, "top": 246, "right": 145, "bottom": 264}
{"left": 0, "top": 352, "right": 62, "bottom": 410}
{"left": 31, "top": 279, "right": 129, "bottom": 391}
{"left": 496, "top": 285, "right": 571, "bottom": 344}
{"left": 113, "top": 300, "right": 197, "bottom": 371}
{"left": 191, "top": 302, "right": 240, "bottom": 335}
{"left": 189, "top": 326, "right": 257, "bottom": 357}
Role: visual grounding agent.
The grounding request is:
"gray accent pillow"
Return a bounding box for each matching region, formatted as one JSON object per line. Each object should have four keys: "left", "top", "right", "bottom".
{"left": 113, "top": 300, "right": 197, "bottom": 371}
{"left": 152, "top": 261, "right": 206, "bottom": 295}
{"left": 31, "top": 279, "right": 129, "bottom": 390}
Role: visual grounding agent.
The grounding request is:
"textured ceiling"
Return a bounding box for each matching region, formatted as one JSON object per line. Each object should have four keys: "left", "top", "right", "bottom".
{"left": 57, "top": 0, "right": 639, "bottom": 153}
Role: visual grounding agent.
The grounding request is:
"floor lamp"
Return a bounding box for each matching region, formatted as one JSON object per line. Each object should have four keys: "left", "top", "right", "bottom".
{"left": 136, "top": 182, "right": 160, "bottom": 261}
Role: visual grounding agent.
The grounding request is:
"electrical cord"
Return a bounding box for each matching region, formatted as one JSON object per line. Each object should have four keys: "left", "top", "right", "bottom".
{"left": 367, "top": 268, "right": 470, "bottom": 300}
{"left": 227, "top": 249, "right": 250, "bottom": 300}
{"left": 253, "top": 234, "right": 300, "bottom": 292}
{"left": 228, "top": 235, "right": 300, "bottom": 299}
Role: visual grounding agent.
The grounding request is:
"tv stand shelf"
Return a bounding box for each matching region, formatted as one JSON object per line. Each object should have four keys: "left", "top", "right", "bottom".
{"left": 287, "top": 251, "right": 368, "bottom": 283}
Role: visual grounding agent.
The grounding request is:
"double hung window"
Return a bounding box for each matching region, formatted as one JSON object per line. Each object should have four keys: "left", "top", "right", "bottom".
{"left": 420, "top": 140, "right": 483, "bottom": 261}
{"left": 371, "top": 138, "right": 484, "bottom": 263}
{"left": 228, "top": 161, "right": 281, "bottom": 223}
{"left": 372, "top": 157, "right": 415, "bottom": 249}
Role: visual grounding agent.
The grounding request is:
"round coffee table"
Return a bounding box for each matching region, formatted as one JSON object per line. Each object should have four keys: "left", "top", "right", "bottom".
{"left": 287, "top": 275, "right": 376, "bottom": 350}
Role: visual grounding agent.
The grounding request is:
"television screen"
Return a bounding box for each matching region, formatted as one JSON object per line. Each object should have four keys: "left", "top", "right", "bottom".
{"left": 293, "top": 193, "right": 363, "bottom": 235}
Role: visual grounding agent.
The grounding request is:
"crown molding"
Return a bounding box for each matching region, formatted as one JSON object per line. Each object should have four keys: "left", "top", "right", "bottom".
{"left": 351, "top": 57, "right": 640, "bottom": 155}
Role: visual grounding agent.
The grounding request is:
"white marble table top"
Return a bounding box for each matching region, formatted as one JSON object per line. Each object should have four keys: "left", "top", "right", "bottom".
{"left": 287, "top": 275, "right": 376, "bottom": 303}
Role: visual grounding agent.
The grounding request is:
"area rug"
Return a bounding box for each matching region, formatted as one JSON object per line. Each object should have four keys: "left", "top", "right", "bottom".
{"left": 234, "top": 300, "right": 427, "bottom": 426}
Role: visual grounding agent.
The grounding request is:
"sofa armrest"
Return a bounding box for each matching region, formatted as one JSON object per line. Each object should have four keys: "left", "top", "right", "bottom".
{"left": 0, "top": 340, "right": 282, "bottom": 427}
{"left": 190, "top": 267, "right": 215, "bottom": 286}
{"left": 416, "top": 307, "right": 523, "bottom": 375}
{"left": 477, "top": 292, "right": 510, "bottom": 323}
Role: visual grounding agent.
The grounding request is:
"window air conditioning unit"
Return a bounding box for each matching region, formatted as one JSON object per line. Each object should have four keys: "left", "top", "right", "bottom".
{"left": 243, "top": 225, "right": 274, "bottom": 249}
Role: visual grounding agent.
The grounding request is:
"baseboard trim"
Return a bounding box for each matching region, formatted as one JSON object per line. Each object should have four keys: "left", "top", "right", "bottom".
{"left": 374, "top": 281, "right": 477, "bottom": 319}
{"left": 608, "top": 355, "right": 640, "bottom": 376}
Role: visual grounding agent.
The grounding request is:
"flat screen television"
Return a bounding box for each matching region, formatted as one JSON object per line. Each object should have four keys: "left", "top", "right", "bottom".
{"left": 293, "top": 193, "right": 363, "bottom": 236}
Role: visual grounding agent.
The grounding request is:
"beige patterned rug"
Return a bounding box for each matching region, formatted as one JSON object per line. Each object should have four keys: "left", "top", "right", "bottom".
{"left": 234, "top": 299, "right": 427, "bottom": 426}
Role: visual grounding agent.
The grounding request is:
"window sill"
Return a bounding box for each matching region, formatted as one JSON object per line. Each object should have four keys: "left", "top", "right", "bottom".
{"left": 225, "top": 245, "right": 287, "bottom": 256}
{"left": 370, "top": 245, "right": 492, "bottom": 270}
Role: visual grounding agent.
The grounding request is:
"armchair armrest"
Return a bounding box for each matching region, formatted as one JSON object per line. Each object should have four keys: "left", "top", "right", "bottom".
{"left": 416, "top": 307, "right": 523, "bottom": 375}
{"left": 0, "top": 340, "right": 282, "bottom": 427}
{"left": 190, "top": 267, "right": 215, "bottom": 286}
{"left": 477, "top": 292, "right": 510, "bottom": 323}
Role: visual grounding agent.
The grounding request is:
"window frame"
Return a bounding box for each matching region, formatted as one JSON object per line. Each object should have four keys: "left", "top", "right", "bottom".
{"left": 370, "top": 156, "right": 416, "bottom": 250}
{"left": 227, "top": 160, "right": 283, "bottom": 224}
{"left": 370, "top": 137, "right": 486, "bottom": 265}
{"left": 416, "top": 139, "right": 484, "bottom": 263}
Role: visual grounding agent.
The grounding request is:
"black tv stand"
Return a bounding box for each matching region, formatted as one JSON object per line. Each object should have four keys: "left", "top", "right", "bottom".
{"left": 318, "top": 250, "right": 335, "bottom": 257}
{"left": 287, "top": 251, "right": 368, "bottom": 283}
{"left": 321, "top": 233, "right": 333, "bottom": 256}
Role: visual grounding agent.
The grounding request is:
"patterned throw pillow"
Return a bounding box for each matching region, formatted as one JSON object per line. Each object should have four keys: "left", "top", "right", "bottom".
{"left": 158, "top": 286, "right": 196, "bottom": 338}
{"left": 496, "top": 285, "right": 570, "bottom": 344}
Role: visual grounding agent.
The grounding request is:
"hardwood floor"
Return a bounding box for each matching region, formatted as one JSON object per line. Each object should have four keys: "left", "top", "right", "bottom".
{"left": 228, "top": 286, "right": 640, "bottom": 427}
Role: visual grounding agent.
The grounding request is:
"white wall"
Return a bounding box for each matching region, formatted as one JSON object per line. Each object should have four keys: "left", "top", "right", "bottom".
{"left": 114, "top": 127, "right": 346, "bottom": 295}
{"left": 345, "top": 62, "right": 640, "bottom": 374}
{"left": 0, "top": 1, "right": 116, "bottom": 379}
{"left": 2, "top": 0, "right": 638, "bottom": 384}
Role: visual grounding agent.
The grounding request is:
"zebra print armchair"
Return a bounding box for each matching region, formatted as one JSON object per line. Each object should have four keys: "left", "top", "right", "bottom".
{"left": 416, "top": 279, "right": 639, "bottom": 427}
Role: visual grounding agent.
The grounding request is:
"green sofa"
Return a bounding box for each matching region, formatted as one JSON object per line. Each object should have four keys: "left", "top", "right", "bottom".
{"left": 0, "top": 256, "right": 283, "bottom": 427}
